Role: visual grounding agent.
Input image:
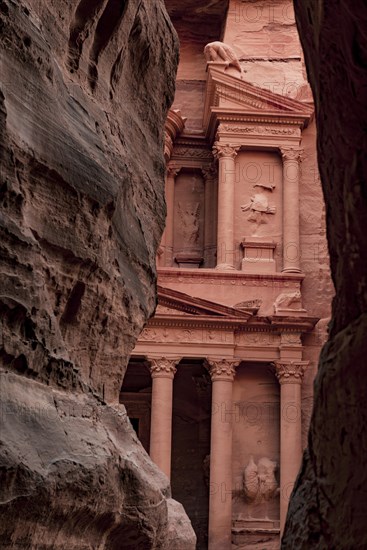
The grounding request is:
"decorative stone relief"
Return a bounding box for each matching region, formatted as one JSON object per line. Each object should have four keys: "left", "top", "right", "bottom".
{"left": 274, "top": 361, "right": 309, "bottom": 384}
{"left": 172, "top": 147, "right": 213, "bottom": 160}
{"left": 280, "top": 332, "right": 302, "bottom": 346}
{"left": 219, "top": 124, "right": 298, "bottom": 136}
{"left": 241, "top": 185, "right": 276, "bottom": 229}
{"left": 243, "top": 456, "right": 279, "bottom": 512}
{"left": 236, "top": 332, "right": 279, "bottom": 346}
{"left": 177, "top": 201, "right": 200, "bottom": 246}
{"left": 149, "top": 357, "right": 180, "bottom": 378}
{"left": 204, "top": 42, "right": 244, "bottom": 78}
{"left": 273, "top": 291, "right": 302, "bottom": 313}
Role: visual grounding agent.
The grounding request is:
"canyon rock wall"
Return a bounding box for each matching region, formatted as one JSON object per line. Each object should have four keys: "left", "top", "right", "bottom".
{"left": 0, "top": 0, "right": 195, "bottom": 547}
{"left": 283, "top": 1, "right": 367, "bottom": 548}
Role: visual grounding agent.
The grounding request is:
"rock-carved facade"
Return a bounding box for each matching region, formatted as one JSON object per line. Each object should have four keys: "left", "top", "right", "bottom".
{"left": 121, "top": 2, "right": 333, "bottom": 549}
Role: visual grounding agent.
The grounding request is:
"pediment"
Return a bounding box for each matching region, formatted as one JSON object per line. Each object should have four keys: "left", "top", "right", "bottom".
{"left": 203, "top": 63, "right": 313, "bottom": 134}
{"left": 157, "top": 285, "right": 252, "bottom": 319}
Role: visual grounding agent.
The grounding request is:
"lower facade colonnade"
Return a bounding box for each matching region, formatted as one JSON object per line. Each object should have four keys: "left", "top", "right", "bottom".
{"left": 134, "top": 347, "right": 311, "bottom": 549}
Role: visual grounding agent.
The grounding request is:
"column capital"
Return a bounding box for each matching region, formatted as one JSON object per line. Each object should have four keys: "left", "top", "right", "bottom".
{"left": 205, "top": 358, "right": 239, "bottom": 381}
{"left": 274, "top": 360, "right": 309, "bottom": 385}
{"left": 212, "top": 142, "right": 240, "bottom": 160}
{"left": 279, "top": 146, "right": 304, "bottom": 162}
{"left": 166, "top": 163, "right": 181, "bottom": 178}
{"left": 201, "top": 165, "right": 217, "bottom": 181}
{"left": 149, "top": 357, "right": 180, "bottom": 379}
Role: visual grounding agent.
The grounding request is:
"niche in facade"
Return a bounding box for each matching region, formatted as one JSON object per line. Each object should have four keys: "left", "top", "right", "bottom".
{"left": 173, "top": 169, "right": 205, "bottom": 268}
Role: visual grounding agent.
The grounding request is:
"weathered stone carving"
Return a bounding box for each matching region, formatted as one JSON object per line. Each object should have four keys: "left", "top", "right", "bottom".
{"left": 178, "top": 201, "right": 200, "bottom": 246}
{"left": 212, "top": 142, "right": 240, "bottom": 160}
{"left": 205, "top": 358, "right": 238, "bottom": 380}
{"left": 273, "top": 291, "right": 302, "bottom": 313}
{"left": 243, "top": 456, "right": 279, "bottom": 508}
{"left": 149, "top": 357, "right": 180, "bottom": 378}
{"left": 274, "top": 361, "right": 308, "bottom": 384}
{"left": 241, "top": 191, "right": 276, "bottom": 227}
{"left": 204, "top": 41, "right": 244, "bottom": 78}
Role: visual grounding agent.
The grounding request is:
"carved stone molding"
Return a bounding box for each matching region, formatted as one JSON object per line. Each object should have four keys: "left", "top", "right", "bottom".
{"left": 279, "top": 147, "right": 304, "bottom": 162}
{"left": 274, "top": 360, "right": 309, "bottom": 384}
{"left": 212, "top": 142, "right": 240, "bottom": 160}
{"left": 219, "top": 124, "right": 298, "bottom": 136}
{"left": 149, "top": 357, "right": 180, "bottom": 379}
{"left": 205, "top": 358, "right": 239, "bottom": 381}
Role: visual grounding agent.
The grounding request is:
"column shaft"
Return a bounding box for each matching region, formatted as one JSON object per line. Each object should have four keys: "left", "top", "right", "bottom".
{"left": 281, "top": 148, "right": 302, "bottom": 273}
{"left": 149, "top": 357, "right": 178, "bottom": 479}
{"left": 213, "top": 143, "right": 239, "bottom": 269}
{"left": 275, "top": 361, "right": 308, "bottom": 535}
{"left": 207, "top": 359, "right": 237, "bottom": 550}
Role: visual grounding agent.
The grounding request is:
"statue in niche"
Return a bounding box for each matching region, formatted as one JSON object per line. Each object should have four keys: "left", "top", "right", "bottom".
{"left": 177, "top": 201, "right": 200, "bottom": 246}
{"left": 243, "top": 456, "right": 279, "bottom": 519}
{"left": 241, "top": 182, "right": 276, "bottom": 231}
{"left": 204, "top": 41, "right": 245, "bottom": 78}
{"left": 273, "top": 290, "right": 302, "bottom": 313}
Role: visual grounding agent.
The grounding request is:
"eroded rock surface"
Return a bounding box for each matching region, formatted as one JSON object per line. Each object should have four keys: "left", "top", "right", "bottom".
{"left": 0, "top": 0, "right": 195, "bottom": 547}
{"left": 283, "top": 2, "right": 367, "bottom": 548}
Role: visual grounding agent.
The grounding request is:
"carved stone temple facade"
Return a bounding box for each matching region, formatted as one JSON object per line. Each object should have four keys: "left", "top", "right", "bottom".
{"left": 121, "top": 2, "right": 333, "bottom": 549}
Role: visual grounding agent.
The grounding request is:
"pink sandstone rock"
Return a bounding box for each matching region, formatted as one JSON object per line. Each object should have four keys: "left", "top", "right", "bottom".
{"left": 283, "top": 1, "right": 367, "bottom": 548}
{"left": 0, "top": 0, "right": 195, "bottom": 547}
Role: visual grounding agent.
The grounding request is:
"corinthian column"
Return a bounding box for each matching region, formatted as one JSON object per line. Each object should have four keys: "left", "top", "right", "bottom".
{"left": 212, "top": 143, "right": 240, "bottom": 269}
{"left": 202, "top": 166, "right": 217, "bottom": 267}
{"left": 275, "top": 360, "right": 309, "bottom": 534}
{"left": 149, "top": 356, "right": 179, "bottom": 479}
{"left": 206, "top": 358, "right": 239, "bottom": 550}
{"left": 162, "top": 165, "right": 180, "bottom": 267}
{"left": 280, "top": 147, "right": 303, "bottom": 273}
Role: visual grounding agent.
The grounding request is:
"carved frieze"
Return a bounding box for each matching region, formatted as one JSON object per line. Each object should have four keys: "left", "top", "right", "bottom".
{"left": 236, "top": 331, "right": 279, "bottom": 346}
{"left": 139, "top": 327, "right": 231, "bottom": 344}
{"left": 172, "top": 147, "right": 213, "bottom": 160}
{"left": 219, "top": 124, "right": 298, "bottom": 136}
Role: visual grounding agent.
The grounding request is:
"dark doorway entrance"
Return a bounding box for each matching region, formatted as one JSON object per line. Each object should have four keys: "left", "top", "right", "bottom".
{"left": 171, "top": 360, "right": 212, "bottom": 549}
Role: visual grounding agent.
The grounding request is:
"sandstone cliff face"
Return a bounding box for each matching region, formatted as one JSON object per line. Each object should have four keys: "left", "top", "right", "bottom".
{"left": 283, "top": 1, "right": 367, "bottom": 548}
{"left": 0, "top": 0, "right": 195, "bottom": 547}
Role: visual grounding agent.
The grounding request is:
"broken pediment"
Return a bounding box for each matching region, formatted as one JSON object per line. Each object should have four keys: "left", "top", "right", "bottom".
{"left": 203, "top": 62, "right": 313, "bottom": 138}
{"left": 157, "top": 285, "right": 252, "bottom": 319}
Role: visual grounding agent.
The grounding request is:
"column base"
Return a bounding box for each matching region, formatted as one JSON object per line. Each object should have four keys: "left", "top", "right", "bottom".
{"left": 281, "top": 267, "right": 302, "bottom": 274}
{"left": 215, "top": 263, "right": 236, "bottom": 271}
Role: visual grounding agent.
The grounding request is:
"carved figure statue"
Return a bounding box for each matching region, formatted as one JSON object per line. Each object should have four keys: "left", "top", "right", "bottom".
{"left": 243, "top": 456, "right": 279, "bottom": 518}
{"left": 204, "top": 41, "right": 244, "bottom": 78}
{"left": 274, "top": 291, "right": 302, "bottom": 312}
{"left": 178, "top": 201, "right": 200, "bottom": 246}
{"left": 241, "top": 192, "right": 276, "bottom": 226}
